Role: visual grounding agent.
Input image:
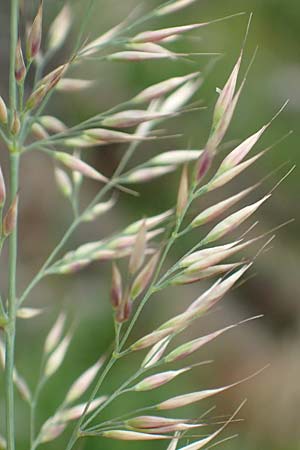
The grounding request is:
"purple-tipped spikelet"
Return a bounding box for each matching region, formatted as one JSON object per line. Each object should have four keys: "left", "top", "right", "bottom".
{"left": 15, "top": 39, "right": 26, "bottom": 83}
{"left": 26, "top": 1, "right": 43, "bottom": 61}
{"left": 111, "top": 263, "right": 122, "bottom": 309}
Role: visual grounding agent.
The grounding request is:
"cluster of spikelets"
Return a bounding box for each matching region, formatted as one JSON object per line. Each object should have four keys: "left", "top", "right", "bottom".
{"left": 0, "top": 0, "right": 291, "bottom": 449}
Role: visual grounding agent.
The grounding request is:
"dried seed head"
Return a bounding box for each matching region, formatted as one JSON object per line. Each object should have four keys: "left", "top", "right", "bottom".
{"left": 161, "top": 78, "right": 202, "bottom": 114}
{"left": 157, "top": 0, "right": 199, "bottom": 16}
{"left": 212, "top": 54, "right": 242, "bottom": 132}
{"left": 13, "top": 369, "right": 31, "bottom": 402}
{"left": 44, "top": 333, "right": 72, "bottom": 377}
{"left": 191, "top": 185, "right": 256, "bottom": 227}
{"left": 3, "top": 195, "right": 18, "bottom": 236}
{"left": 165, "top": 325, "right": 235, "bottom": 363}
{"left": 125, "top": 210, "right": 173, "bottom": 234}
{"left": 111, "top": 263, "right": 122, "bottom": 308}
{"left": 31, "top": 122, "right": 49, "bottom": 140}
{"left": 130, "top": 252, "right": 160, "bottom": 300}
{"left": 128, "top": 42, "right": 175, "bottom": 56}
{"left": 133, "top": 73, "right": 199, "bottom": 103}
{"left": 25, "top": 84, "right": 48, "bottom": 111}
{"left": 157, "top": 382, "right": 235, "bottom": 410}
{"left": 54, "top": 167, "right": 72, "bottom": 198}
{"left": 208, "top": 85, "right": 242, "bottom": 151}
{"left": 39, "top": 115, "right": 67, "bottom": 133}
{"left": 102, "top": 430, "right": 168, "bottom": 440}
{"left": 124, "top": 166, "right": 176, "bottom": 184}
{"left": 10, "top": 111, "right": 21, "bottom": 135}
{"left": 0, "top": 165, "right": 6, "bottom": 206}
{"left": 108, "top": 51, "right": 172, "bottom": 62}
{"left": 85, "top": 128, "right": 146, "bottom": 144}
{"left": 48, "top": 4, "right": 72, "bottom": 51}
{"left": 131, "top": 23, "right": 208, "bottom": 44}
{"left": 40, "top": 64, "right": 68, "bottom": 89}
{"left": 53, "top": 397, "right": 106, "bottom": 423}
{"left": 133, "top": 368, "right": 189, "bottom": 391}
{"left": 39, "top": 423, "right": 66, "bottom": 443}
{"left": 131, "top": 328, "right": 173, "bottom": 351}
{"left": 17, "top": 308, "right": 43, "bottom": 319}
{"left": 82, "top": 197, "right": 116, "bottom": 222}
{"left": 150, "top": 150, "right": 202, "bottom": 166}
{"left": 65, "top": 358, "right": 105, "bottom": 404}
{"left": 115, "top": 293, "right": 133, "bottom": 324}
{"left": 203, "top": 195, "right": 270, "bottom": 244}
{"left": 183, "top": 240, "right": 252, "bottom": 273}
{"left": 172, "top": 263, "right": 242, "bottom": 285}
{"left": 0, "top": 97, "right": 8, "bottom": 124}
{"left": 187, "top": 265, "right": 250, "bottom": 315}
{"left": 177, "top": 165, "right": 189, "bottom": 217}
{"left": 195, "top": 149, "right": 214, "bottom": 183}
{"left": 101, "top": 110, "right": 170, "bottom": 128}
{"left": 126, "top": 416, "right": 185, "bottom": 430}
{"left": 219, "top": 125, "right": 267, "bottom": 171}
{"left": 27, "top": 1, "right": 43, "bottom": 60}
{"left": 179, "top": 241, "right": 240, "bottom": 267}
{"left": 44, "top": 312, "right": 66, "bottom": 354}
{"left": 56, "top": 79, "right": 94, "bottom": 92}
{"left": 51, "top": 259, "right": 90, "bottom": 275}
{"left": 129, "top": 221, "right": 147, "bottom": 274}
{"left": 142, "top": 336, "right": 171, "bottom": 368}
{"left": 54, "top": 152, "right": 107, "bottom": 183}
{"left": 80, "top": 20, "right": 126, "bottom": 57}
{"left": 208, "top": 151, "right": 264, "bottom": 191}
{"left": 15, "top": 39, "right": 26, "bottom": 82}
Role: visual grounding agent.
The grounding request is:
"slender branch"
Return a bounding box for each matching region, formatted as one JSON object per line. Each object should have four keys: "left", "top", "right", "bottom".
{"left": 5, "top": 152, "right": 20, "bottom": 450}
{"left": 9, "top": 0, "right": 19, "bottom": 116}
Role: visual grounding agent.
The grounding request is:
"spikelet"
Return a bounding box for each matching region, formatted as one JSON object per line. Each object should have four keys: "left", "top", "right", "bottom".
{"left": 0, "top": 165, "right": 6, "bottom": 206}
{"left": 202, "top": 196, "right": 270, "bottom": 244}
{"left": 26, "top": 1, "right": 43, "bottom": 60}
{"left": 133, "top": 368, "right": 190, "bottom": 391}
{"left": 17, "top": 308, "right": 43, "bottom": 319}
{"left": 131, "top": 252, "right": 160, "bottom": 300}
{"left": 133, "top": 73, "right": 199, "bottom": 103}
{"left": 55, "top": 168, "right": 72, "bottom": 198}
{"left": 44, "top": 333, "right": 72, "bottom": 377}
{"left": 177, "top": 165, "right": 189, "bottom": 216}
{"left": 15, "top": 39, "right": 26, "bottom": 82}
{"left": 3, "top": 195, "right": 18, "bottom": 236}
{"left": 44, "top": 313, "right": 66, "bottom": 354}
{"left": 48, "top": 4, "right": 72, "bottom": 51}
{"left": 157, "top": 0, "right": 199, "bottom": 16}
{"left": 111, "top": 264, "right": 122, "bottom": 308}
{"left": 129, "top": 221, "right": 147, "bottom": 274}
{"left": 0, "top": 97, "right": 8, "bottom": 124}
{"left": 191, "top": 185, "right": 257, "bottom": 227}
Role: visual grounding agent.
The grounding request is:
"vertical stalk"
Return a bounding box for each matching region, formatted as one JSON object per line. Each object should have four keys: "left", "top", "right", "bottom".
{"left": 5, "top": 152, "right": 20, "bottom": 450}
{"left": 9, "top": 0, "right": 19, "bottom": 114}
{"left": 6, "top": 2, "right": 20, "bottom": 448}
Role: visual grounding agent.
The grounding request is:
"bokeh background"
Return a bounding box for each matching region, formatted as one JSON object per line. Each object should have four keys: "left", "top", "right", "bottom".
{"left": 0, "top": 0, "right": 299, "bottom": 449}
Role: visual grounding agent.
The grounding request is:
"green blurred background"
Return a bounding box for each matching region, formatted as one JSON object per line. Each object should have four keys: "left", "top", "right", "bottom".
{"left": 1, "top": 0, "right": 300, "bottom": 449}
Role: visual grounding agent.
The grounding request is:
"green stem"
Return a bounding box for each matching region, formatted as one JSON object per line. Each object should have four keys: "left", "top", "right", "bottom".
{"left": 64, "top": 355, "right": 117, "bottom": 450}
{"left": 5, "top": 152, "right": 20, "bottom": 450}
{"left": 9, "top": 0, "right": 19, "bottom": 116}
{"left": 119, "top": 191, "right": 195, "bottom": 350}
{"left": 19, "top": 137, "right": 145, "bottom": 307}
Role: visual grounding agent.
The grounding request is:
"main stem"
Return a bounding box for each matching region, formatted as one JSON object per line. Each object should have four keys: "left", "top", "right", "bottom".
{"left": 6, "top": 0, "right": 19, "bottom": 447}
{"left": 5, "top": 152, "right": 20, "bottom": 450}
